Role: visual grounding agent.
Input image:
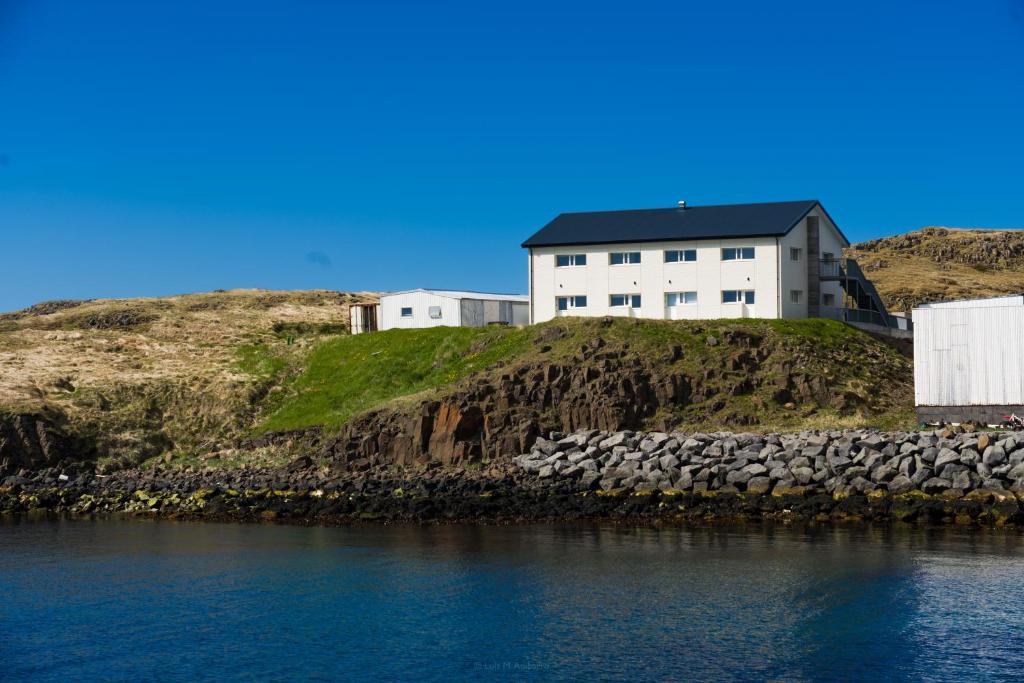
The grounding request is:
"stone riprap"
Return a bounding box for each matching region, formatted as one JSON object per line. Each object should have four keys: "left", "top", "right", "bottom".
{"left": 515, "top": 428, "right": 1024, "bottom": 498}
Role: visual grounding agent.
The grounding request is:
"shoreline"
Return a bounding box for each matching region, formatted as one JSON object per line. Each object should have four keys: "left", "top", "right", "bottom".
{"left": 4, "top": 477, "right": 1023, "bottom": 528}
{"left": 7, "top": 426, "right": 1024, "bottom": 528}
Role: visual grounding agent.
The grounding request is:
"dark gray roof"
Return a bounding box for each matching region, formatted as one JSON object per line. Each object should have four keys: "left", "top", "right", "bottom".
{"left": 522, "top": 200, "right": 846, "bottom": 248}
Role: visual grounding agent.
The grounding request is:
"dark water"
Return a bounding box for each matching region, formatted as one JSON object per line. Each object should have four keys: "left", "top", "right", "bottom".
{"left": 3, "top": 521, "right": 1024, "bottom": 682}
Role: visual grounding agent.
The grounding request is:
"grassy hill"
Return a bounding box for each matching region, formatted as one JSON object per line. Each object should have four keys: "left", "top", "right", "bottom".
{"left": 255, "top": 316, "right": 913, "bottom": 436}
{"left": 1, "top": 290, "right": 915, "bottom": 472}
{"left": 850, "top": 227, "right": 1024, "bottom": 312}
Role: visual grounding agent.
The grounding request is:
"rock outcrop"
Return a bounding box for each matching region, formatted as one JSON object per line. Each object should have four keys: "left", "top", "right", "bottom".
{"left": 0, "top": 411, "right": 85, "bottom": 475}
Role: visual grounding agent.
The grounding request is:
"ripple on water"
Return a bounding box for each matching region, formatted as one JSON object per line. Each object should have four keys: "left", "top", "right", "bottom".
{"left": 2, "top": 520, "right": 1024, "bottom": 682}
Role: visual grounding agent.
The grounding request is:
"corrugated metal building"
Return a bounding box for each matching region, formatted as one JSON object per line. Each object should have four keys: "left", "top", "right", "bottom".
{"left": 374, "top": 289, "right": 529, "bottom": 332}
{"left": 914, "top": 295, "right": 1024, "bottom": 424}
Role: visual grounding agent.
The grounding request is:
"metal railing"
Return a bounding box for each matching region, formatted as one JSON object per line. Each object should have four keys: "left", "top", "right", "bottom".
{"left": 816, "top": 257, "right": 911, "bottom": 331}
{"left": 819, "top": 258, "right": 844, "bottom": 279}
{"left": 820, "top": 303, "right": 913, "bottom": 331}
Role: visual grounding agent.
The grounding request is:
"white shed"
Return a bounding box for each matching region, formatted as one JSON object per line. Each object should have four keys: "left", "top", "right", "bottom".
{"left": 378, "top": 289, "right": 529, "bottom": 331}
{"left": 913, "top": 294, "right": 1024, "bottom": 424}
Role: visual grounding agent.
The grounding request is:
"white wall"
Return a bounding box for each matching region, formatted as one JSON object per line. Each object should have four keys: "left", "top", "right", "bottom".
{"left": 530, "top": 237, "right": 781, "bottom": 323}
{"left": 778, "top": 217, "right": 809, "bottom": 319}
{"left": 776, "top": 206, "right": 846, "bottom": 318}
{"left": 381, "top": 291, "right": 461, "bottom": 330}
{"left": 815, "top": 207, "right": 846, "bottom": 309}
{"left": 914, "top": 303, "right": 1024, "bottom": 407}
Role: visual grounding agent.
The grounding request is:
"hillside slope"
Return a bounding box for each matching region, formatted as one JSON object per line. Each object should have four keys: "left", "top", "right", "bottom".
{"left": 0, "top": 289, "right": 374, "bottom": 470}
{"left": 850, "top": 227, "right": 1024, "bottom": 312}
{"left": 1, "top": 291, "right": 915, "bottom": 475}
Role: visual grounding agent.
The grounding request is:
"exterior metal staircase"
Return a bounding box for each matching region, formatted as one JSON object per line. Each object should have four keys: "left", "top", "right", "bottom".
{"left": 819, "top": 258, "right": 911, "bottom": 332}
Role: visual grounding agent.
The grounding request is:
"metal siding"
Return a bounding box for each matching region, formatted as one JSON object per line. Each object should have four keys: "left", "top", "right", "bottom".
{"left": 512, "top": 302, "right": 530, "bottom": 326}
{"left": 914, "top": 303, "right": 1024, "bottom": 407}
{"left": 482, "top": 299, "right": 501, "bottom": 324}
{"left": 498, "top": 300, "right": 512, "bottom": 323}
{"left": 460, "top": 299, "right": 485, "bottom": 327}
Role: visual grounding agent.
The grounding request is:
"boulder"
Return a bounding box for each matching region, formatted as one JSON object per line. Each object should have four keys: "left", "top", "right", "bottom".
{"left": 746, "top": 477, "right": 771, "bottom": 494}
{"left": 579, "top": 471, "right": 603, "bottom": 490}
{"left": 982, "top": 446, "right": 1007, "bottom": 467}
{"left": 934, "top": 448, "right": 961, "bottom": 471}
{"left": 921, "top": 477, "right": 951, "bottom": 494}
{"left": 888, "top": 475, "right": 916, "bottom": 494}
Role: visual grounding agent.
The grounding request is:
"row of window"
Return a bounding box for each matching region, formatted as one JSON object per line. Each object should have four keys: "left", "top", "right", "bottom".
{"left": 556, "top": 247, "right": 838, "bottom": 267}
{"left": 406, "top": 290, "right": 834, "bottom": 317}
{"left": 555, "top": 247, "right": 757, "bottom": 267}
{"left": 556, "top": 290, "right": 758, "bottom": 310}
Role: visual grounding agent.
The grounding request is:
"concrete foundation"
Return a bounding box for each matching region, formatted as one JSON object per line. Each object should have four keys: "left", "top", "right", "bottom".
{"left": 916, "top": 405, "right": 1024, "bottom": 426}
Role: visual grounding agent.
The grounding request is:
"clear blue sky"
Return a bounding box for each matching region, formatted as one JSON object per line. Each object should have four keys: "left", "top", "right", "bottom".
{"left": 1, "top": 0, "right": 1023, "bottom": 311}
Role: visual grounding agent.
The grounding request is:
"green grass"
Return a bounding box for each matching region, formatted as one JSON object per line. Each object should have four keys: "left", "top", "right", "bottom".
{"left": 236, "top": 343, "right": 289, "bottom": 379}
{"left": 258, "top": 325, "right": 534, "bottom": 432}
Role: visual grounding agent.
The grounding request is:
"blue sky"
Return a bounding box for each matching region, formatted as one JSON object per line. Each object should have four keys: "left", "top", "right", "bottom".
{"left": 1, "top": 0, "right": 1022, "bottom": 311}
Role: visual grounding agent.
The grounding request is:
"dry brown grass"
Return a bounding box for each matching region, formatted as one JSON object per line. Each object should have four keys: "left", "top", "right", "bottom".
{"left": 851, "top": 227, "right": 1024, "bottom": 312}
{"left": 0, "top": 289, "right": 376, "bottom": 467}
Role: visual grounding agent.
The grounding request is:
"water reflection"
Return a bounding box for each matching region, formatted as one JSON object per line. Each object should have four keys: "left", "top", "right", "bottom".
{"left": 2, "top": 520, "right": 1023, "bottom": 682}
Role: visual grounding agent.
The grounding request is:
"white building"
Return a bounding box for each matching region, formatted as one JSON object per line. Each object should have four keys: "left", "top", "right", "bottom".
{"left": 373, "top": 289, "right": 529, "bottom": 331}
{"left": 914, "top": 295, "right": 1024, "bottom": 424}
{"left": 522, "top": 199, "right": 896, "bottom": 328}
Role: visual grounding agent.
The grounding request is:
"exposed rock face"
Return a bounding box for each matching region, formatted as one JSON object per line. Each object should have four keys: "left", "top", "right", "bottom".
{"left": 855, "top": 227, "right": 1024, "bottom": 269}
{"left": 75, "top": 307, "right": 158, "bottom": 330}
{"left": 0, "top": 299, "right": 87, "bottom": 321}
{"left": 320, "top": 352, "right": 693, "bottom": 469}
{"left": 0, "top": 412, "right": 84, "bottom": 475}
{"left": 515, "top": 427, "right": 1024, "bottom": 499}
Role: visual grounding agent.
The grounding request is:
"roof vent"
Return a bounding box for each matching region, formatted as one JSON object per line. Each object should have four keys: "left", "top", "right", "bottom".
{"left": 677, "top": 200, "right": 687, "bottom": 209}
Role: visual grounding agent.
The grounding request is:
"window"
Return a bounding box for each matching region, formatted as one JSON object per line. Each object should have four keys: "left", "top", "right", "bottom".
{"left": 556, "top": 295, "right": 587, "bottom": 311}
{"left": 721, "top": 247, "right": 756, "bottom": 261}
{"left": 790, "top": 290, "right": 803, "bottom": 303}
{"left": 555, "top": 254, "right": 587, "bottom": 267}
{"left": 822, "top": 251, "right": 835, "bottom": 261}
{"left": 790, "top": 247, "right": 802, "bottom": 261}
{"left": 823, "top": 293, "right": 836, "bottom": 306}
{"left": 400, "top": 307, "right": 413, "bottom": 317}
{"left": 665, "top": 249, "right": 697, "bottom": 263}
{"left": 428, "top": 306, "right": 442, "bottom": 319}
{"left": 667, "top": 292, "right": 698, "bottom": 306}
{"left": 610, "top": 251, "right": 641, "bottom": 265}
{"left": 722, "top": 290, "right": 756, "bottom": 304}
{"left": 610, "top": 294, "right": 641, "bottom": 308}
